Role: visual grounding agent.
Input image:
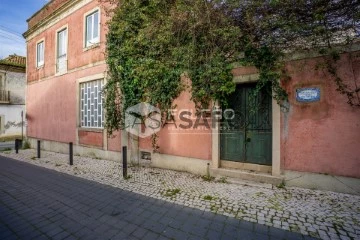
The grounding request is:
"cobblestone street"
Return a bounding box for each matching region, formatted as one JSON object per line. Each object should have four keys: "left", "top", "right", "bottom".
{"left": 0, "top": 154, "right": 313, "bottom": 240}
{"left": 1, "top": 149, "right": 359, "bottom": 239}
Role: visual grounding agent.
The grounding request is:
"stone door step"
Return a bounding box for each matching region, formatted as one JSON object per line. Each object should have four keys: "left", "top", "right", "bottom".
{"left": 210, "top": 167, "right": 284, "bottom": 186}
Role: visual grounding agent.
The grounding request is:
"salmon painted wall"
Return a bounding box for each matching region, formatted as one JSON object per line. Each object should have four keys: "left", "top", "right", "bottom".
{"left": 25, "top": 0, "right": 359, "bottom": 176}
{"left": 26, "top": 0, "right": 112, "bottom": 147}
{"left": 282, "top": 52, "right": 360, "bottom": 178}
{"left": 26, "top": 0, "right": 108, "bottom": 82}
{"left": 108, "top": 131, "right": 122, "bottom": 152}
{"left": 139, "top": 81, "right": 212, "bottom": 160}
{"left": 27, "top": 0, "right": 69, "bottom": 29}
{"left": 79, "top": 130, "right": 103, "bottom": 147}
{"left": 26, "top": 64, "right": 106, "bottom": 143}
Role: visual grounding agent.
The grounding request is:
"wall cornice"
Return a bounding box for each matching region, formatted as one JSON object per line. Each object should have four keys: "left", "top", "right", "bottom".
{"left": 23, "top": 0, "right": 93, "bottom": 41}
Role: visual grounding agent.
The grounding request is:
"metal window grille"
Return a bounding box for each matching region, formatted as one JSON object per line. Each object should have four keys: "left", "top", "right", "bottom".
{"left": 80, "top": 79, "right": 104, "bottom": 128}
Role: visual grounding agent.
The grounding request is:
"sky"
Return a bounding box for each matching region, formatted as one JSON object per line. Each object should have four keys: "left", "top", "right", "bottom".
{"left": 0, "top": 0, "right": 49, "bottom": 59}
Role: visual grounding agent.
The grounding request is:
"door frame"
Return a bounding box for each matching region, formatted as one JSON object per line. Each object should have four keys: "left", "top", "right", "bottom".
{"left": 212, "top": 73, "right": 281, "bottom": 176}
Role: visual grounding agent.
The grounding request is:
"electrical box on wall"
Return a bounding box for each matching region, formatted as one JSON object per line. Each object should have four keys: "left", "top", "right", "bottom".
{"left": 141, "top": 151, "right": 151, "bottom": 160}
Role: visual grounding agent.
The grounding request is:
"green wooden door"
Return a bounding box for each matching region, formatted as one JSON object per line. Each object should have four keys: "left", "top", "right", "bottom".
{"left": 220, "top": 83, "right": 272, "bottom": 165}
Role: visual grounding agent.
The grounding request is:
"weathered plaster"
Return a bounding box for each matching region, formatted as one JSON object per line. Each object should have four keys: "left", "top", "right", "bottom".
{"left": 0, "top": 70, "right": 26, "bottom": 104}
{"left": 0, "top": 68, "right": 26, "bottom": 137}
{"left": 0, "top": 105, "right": 25, "bottom": 137}
{"left": 281, "top": 52, "right": 360, "bottom": 178}
{"left": 26, "top": 0, "right": 108, "bottom": 82}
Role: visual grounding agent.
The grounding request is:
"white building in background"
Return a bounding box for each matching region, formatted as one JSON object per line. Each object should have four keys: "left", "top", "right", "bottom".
{"left": 0, "top": 55, "right": 26, "bottom": 139}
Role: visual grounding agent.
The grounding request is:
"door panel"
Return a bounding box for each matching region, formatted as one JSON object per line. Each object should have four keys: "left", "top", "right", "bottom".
{"left": 220, "top": 83, "right": 272, "bottom": 166}
{"left": 220, "top": 130, "right": 245, "bottom": 161}
{"left": 245, "top": 131, "right": 272, "bottom": 165}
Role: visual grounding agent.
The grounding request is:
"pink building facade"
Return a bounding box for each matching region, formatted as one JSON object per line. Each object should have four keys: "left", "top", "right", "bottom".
{"left": 24, "top": 0, "right": 360, "bottom": 193}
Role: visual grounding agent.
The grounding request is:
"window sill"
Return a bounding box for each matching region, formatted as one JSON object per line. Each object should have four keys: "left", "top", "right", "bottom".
{"left": 83, "top": 42, "right": 100, "bottom": 52}
{"left": 55, "top": 70, "right": 68, "bottom": 77}
{"left": 78, "top": 127, "right": 104, "bottom": 133}
{"left": 36, "top": 65, "right": 44, "bottom": 70}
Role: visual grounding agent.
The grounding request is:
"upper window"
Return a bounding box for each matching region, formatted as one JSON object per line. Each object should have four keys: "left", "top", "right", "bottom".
{"left": 0, "top": 74, "right": 4, "bottom": 90}
{"left": 0, "top": 73, "right": 8, "bottom": 102}
{"left": 80, "top": 79, "right": 104, "bottom": 128}
{"left": 0, "top": 115, "right": 3, "bottom": 134}
{"left": 36, "top": 41, "right": 44, "bottom": 67}
{"left": 56, "top": 28, "right": 67, "bottom": 73}
{"left": 85, "top": 10, "right": 99, "bottom": 47}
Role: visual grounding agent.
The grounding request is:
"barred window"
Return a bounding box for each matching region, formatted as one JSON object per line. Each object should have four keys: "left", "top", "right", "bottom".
{"left": 80, "top": 79, "right": 104, "bottom": 128}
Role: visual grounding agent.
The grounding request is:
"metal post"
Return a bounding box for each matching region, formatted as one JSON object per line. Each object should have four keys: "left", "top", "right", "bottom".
{"left": 206, "top": 162, "right": 210, "bottom": 178}
{"left": 15, "top": 139, "right": 18, "bottom": 154}
{"left": 122, "top": 146, "right": 127, "bottom": 179}
{"left": 69, "top": 142, "right": 73, "bottom": 166}
{"left": 37, "top": 140, "right": 41, "bottom": 158}
{"left": 21, "top": 111, "right": 24, "bottom": 141}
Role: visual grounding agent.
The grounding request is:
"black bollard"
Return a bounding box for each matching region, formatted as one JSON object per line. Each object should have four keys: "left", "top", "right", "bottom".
{"left": 37, "top": 140, "right": 41, "bottom": 158}
{"left": 15, "top": 139, "right": 19, "bottom": 154}
{"left": 122, "top": 146, "right": 127, "bottom": 179}
{"left": 69, "top": 142, "right": 73, "bottom": 166}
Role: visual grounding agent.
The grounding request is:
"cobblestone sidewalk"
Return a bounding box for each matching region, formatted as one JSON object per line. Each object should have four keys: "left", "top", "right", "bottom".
{"left": 1, "top": 149, "right": 359, "bottom": 240}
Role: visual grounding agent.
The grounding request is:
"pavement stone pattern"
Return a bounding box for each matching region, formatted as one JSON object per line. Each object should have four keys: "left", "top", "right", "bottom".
{"left": 0, "top": 155, "right": 313, "bottom": 240}
{"left": 1, "top": 149, "right": 360, "bottom": 240}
